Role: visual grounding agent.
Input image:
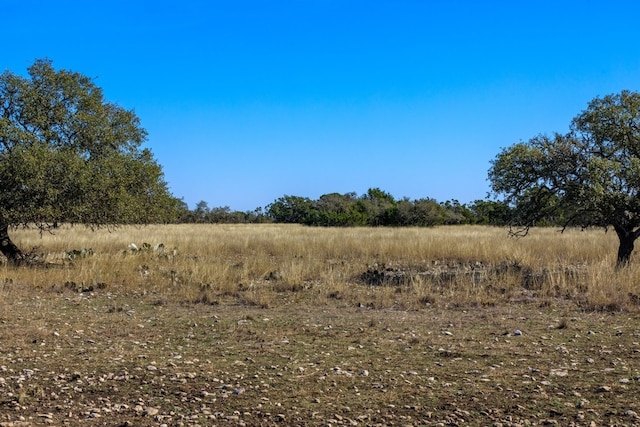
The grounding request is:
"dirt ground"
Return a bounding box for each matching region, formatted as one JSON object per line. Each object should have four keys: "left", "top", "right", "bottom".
{"left": 1, "top": 286, "right": 639, "bottom": 427}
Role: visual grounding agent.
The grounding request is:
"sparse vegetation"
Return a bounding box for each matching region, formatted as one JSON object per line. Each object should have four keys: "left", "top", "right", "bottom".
{"left": 1, "top": 224, "right": 639, "bottom": 426}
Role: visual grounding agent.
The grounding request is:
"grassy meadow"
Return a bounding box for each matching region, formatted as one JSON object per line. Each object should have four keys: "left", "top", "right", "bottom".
{"left": 1, "top": 225, "right": 639, "bottom": 426}
{"left": 1, "top": 224, "right": 634, "bottom": 310}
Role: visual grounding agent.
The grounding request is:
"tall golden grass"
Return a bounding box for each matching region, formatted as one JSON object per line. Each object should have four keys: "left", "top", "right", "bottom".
{"left": 1, "top": 224, "right": 638, "bottom": 311}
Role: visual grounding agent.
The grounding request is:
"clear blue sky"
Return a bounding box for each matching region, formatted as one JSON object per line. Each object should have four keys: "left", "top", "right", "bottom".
{"left": 4, "top": 1, "right": 640, "bottom": 211}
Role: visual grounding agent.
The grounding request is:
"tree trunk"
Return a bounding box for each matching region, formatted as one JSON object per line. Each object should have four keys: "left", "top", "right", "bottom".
{"left": 614, "top": 225, "right": 637, "bottom": 267}
{"left": 0, "top": 224, "right": 26, "bottom": 264}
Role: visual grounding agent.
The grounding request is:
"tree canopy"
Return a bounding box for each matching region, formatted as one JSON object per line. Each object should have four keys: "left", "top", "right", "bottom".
{"left": 262, "top": 189, "right": 493, "bottom": 227}
{"left": 0, "top": 59, "right": 179, "bottom": 262}
{"left": 489, "top": 90, "right": 640, "bottom": 266}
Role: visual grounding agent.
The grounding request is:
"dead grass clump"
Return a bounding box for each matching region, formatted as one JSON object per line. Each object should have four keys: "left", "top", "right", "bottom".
{"left": 577, "top": 262, "right": 640, "bottom": 312}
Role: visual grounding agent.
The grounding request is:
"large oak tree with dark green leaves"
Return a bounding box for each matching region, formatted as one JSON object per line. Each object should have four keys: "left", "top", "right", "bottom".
{"left": 489, "top": 90, "right": 640, "bottom": 266}
{"left": 0, "top": 59, "right": 179, "bottom": 263}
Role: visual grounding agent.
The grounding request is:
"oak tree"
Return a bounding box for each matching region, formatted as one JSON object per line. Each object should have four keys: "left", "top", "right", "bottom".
{"left": 489, "top": 90, "right": 640, "bottom": 266}
{"left": 0, "top": 59, "right": 179, "bottom": 263}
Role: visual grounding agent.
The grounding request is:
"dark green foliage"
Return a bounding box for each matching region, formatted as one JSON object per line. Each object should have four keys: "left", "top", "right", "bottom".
{"left": 0, "top": 59, "right": 180, "bottom": 229}
{"left": 0, "top": 59, "right": 181, "bottom": 261}
{"left": 489, "top": 90, "right": 640, "bottom": 265}
{"left": 391, "top": 198, "right": 443, "bottom": 226}
{"left": 266, "top": 195, "right": 318, "bottom": 224}
{"left": 315, "top": 192, "right": 367, "bottom": 226}
{"left": 189, "top": 188, "right": 516, "bottom": 227}
{"left": 253, "top": 189, "right": 497, "bottom": 227}
{"left": 467, "top": 200, "right": 512, "bottom": 226}
{"left": 357, "top": 188, "right": 396, "bottom": 226}
{"left": 183, "top": 201, "right": 269, "bottom": 224}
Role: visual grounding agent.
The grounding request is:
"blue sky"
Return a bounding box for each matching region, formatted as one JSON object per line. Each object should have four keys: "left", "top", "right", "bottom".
{"left": 4, "top": 1, "right": 640, "bottom": 211}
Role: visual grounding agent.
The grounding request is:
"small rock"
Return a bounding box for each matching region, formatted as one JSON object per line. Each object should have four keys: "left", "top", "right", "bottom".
{"left": 596, "top": 386, "right": 611, "bottom": 393}
{"left": 513, "top": 329, "right": 523, "bottom": 336}
{"left": 143, "top": 407, "right": 159, "bottom": 417}
{"left": 576, "top": 399, "right": 589, "bottom": 408}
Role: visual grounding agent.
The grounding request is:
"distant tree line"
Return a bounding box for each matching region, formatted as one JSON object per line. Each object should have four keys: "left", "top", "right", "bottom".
{"left": 175, "top": 188, "right": 516, "bottom": 226}
{"left": 175, "top": 200, "right": 269, "bottom": 224}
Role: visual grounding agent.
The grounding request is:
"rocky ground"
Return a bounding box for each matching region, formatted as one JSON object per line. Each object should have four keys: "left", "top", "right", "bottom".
{"left": 1, "top": 288, "right": 639, "bottom": 426}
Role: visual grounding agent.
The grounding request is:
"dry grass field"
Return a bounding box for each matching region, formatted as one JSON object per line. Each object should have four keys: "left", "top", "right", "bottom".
{"left": 1, "top": 224, "right": 639, "bottom": 426}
